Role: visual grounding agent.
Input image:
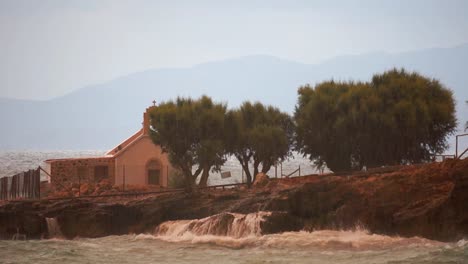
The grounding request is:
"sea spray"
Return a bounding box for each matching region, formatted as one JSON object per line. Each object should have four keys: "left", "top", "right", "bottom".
{"left": 152, "top": 212, "right": 444, "bottom": 250}
{"left": 155, "top": 211, "right": 271, "bottom": 239}
{"left": 46, "top": 217, "right": 63, "bottom": 238}
{"left": 457, "top": 239, "right": 468, "bottom": 247}
{"left": 153, "top": 228, "right": 444, "bottom": 250}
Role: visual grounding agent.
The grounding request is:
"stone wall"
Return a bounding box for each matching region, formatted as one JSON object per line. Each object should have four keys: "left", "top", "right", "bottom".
{"left": 49, "top": 158, "right": 115, "bottom": 189}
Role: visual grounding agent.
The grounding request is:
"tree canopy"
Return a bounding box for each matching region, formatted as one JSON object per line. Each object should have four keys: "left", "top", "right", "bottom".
{"left": 149, "top": 96, "right": 227, "bottom": 187}
{"left": 225, "top": 102, "right": 293, "bottom": 186}
{"left": 294, "top": 68, "right": 457, "bottom": 172}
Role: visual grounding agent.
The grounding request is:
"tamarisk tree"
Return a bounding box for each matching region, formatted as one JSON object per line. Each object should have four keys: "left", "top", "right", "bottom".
{"left": 225, "top": 102, "right": 293, "bottom": 187}
{"left": 149, "top": 96, "right": 227, "bottom": 188}
{"left": 295, "top": 69, "right": 457, "bottom": 172}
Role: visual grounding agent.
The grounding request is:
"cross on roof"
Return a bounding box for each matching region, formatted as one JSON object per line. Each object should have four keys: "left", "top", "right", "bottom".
{"left": 152, "top": 100, "right": 156, "bottom": 106}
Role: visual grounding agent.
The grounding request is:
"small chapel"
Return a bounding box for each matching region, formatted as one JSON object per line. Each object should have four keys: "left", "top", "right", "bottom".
{"left": 44, "top": 103, "right": 173, "bottom": 188}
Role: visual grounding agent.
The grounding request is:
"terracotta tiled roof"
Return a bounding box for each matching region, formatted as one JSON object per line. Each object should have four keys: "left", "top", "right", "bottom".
{"left": 106, "top": 128, "right": 144, "bottom": 156}
{"left": 45, "top": 156, "right": 113, "bottom": 163}
{"left": 44, "top": 128, "right": 147, "bottom": 163}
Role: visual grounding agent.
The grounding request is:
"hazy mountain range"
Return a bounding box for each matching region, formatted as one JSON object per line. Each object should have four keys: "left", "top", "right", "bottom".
{"left": 1, "top": 44, "right": 467, "bottom": 151}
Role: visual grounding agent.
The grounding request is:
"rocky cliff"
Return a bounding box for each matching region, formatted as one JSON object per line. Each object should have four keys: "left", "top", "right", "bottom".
{"left": 1, "top": 159, "right": 467, "bottom": 241}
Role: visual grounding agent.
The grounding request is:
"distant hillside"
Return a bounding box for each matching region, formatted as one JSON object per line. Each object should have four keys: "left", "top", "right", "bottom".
{"left": 1, "top": 44, "right": 467, "bottom": 150}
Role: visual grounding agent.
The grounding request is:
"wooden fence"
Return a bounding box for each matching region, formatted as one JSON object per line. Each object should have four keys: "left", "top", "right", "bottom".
{"left": 0, "top": 168, "right": 40, "bottom": 200}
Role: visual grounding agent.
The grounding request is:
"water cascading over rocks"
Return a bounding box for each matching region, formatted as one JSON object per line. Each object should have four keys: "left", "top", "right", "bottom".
{"left": 46, "top": 217, "right": 63, "bottom": 238}
{"left": 155, "top": 212, "right": 272, "bottom": 238}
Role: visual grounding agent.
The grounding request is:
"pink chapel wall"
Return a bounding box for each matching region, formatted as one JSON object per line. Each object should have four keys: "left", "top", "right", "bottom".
{"left": 114, "top": 135, "right": 172, "bottom": 187}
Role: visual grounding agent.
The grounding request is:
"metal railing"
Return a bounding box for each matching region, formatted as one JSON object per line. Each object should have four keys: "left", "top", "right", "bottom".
{"left": 30, "top": 182, "right": 247, "bottom": 202}
{"left": 281, "top": 165, "right": 301, "bottom": 177}
{"left": 456, "top": 133, "right": 468, "bottom": 159}
{"left": 430, "top": 154, "right": 456, "bottom": 162}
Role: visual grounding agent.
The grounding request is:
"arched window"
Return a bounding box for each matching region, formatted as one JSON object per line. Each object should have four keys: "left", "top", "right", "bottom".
{"left": 146, "top": 159, "right": 161, "bottom": 185}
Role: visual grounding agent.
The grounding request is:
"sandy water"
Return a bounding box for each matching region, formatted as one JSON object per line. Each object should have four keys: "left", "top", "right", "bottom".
{"left": 1, "top": 231, "right": 467, "bottom": 264}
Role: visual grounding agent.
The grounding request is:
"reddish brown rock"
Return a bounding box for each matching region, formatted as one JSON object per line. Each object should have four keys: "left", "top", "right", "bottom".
{"left": 253, "top": 173, "right": 269, "bottom": 188}
{"left": 0, "top": 159, "right": 467, "bottom": 241}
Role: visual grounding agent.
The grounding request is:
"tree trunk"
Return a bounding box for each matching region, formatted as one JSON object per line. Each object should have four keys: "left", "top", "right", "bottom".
{"left": 261, "top": 162, "right": 271, "bottom": 174}
{"left": 181, "top": 165, "right": 202, "bottom": 192}
{"left": 242, "top": 162, "right": 252, "bottom": 187}
{"left": 236, "top": 155, "right": 252, "bottom": 187}
{"left": 184, "top": 174, "right": 194, "bottom": 191}
{"left": 253, "top": 159, "right": 260, "bottom": 182}
{"left": 198, "top": 165, "right": 210, "bottom": 187}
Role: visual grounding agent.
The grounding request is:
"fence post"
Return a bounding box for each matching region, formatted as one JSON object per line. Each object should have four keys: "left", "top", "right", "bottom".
{"left": 12, "top": 175, "right": 17, "bottom": 200}
{"left": 280, "top": 163, "right": 283, "bottom": 178}
{"left": 275, "top": 165, "right": 277, "bottom": 178}
{"left": 0, "top": 177, "right": 5, "bottom": 200}
{"left": 299, "top": 165, "right": 301, "bottom": 177}
{"left": 37, "top": 168, "right": 40, "bottom": 199}
{"left": 78, "top": 173, "right": 81, "bottom": 197}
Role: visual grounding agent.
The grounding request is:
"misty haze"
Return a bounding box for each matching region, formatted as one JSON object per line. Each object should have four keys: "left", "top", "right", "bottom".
{"left": 1, "top": 1, "right": 468, "bottom": 264}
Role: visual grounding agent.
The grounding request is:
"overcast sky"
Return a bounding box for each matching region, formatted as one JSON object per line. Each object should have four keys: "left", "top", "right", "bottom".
{"left": 1, "top": 0, "right": 468, "bottom": 100}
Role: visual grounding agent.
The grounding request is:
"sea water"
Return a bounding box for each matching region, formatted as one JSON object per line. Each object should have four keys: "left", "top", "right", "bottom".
{"left": 1, "top": 227, "right": 467, "bottom": 263}
{"left": 0, "top": 150, "right": 106, "bottom": 179}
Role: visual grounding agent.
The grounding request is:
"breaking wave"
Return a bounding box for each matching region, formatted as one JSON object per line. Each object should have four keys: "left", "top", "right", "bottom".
{"left": 155, "top": 211, "right": 270, "bottom": 239}
{"left": 150, "top": 212, "right": 446, "bottom": 250}
{"left": 149, "top": 229, "right": 444, "bottom": 250}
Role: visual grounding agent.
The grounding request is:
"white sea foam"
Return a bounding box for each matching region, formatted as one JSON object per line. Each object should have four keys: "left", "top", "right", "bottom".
{"left": 152, "top": 212, "right": 443, "bottom": 250}
{"left": 457, "top": 239, "right": 468, "bottom": 247}
{"left": 154, "top": 229, "right": 443, "bottom": 250}
{"left": 3, "top": 229, "right": 466, "bottom": 263}
{"left": 155, "top": 212, "right": 270, "bottom": 239}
